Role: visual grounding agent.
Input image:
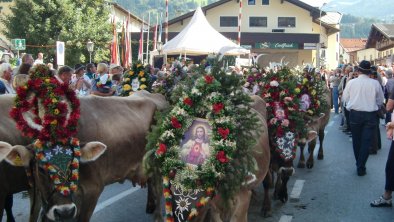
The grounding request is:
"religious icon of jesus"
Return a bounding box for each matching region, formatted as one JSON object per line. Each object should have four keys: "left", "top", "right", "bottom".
{"left": 180, "top": 119, "right": 211, "bottom": 166}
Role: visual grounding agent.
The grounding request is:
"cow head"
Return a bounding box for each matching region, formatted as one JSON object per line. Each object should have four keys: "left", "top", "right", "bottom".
{"left": 1, "top": 141, "right": 107, "bottom": 221}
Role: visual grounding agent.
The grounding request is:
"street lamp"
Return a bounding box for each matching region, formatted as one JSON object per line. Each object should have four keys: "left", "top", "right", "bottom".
{"left": 86, "top": 39, "right": 94, "bottom": 63}
{"left": 317, "top": 3, "right": 327, "bottom": 70}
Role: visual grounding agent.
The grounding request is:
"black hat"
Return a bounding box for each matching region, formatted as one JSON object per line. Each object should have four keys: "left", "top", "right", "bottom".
{"left": 358, "top": 60, "right": 371, "bottom": 74}
{"left": 74, "top": 64, "right": 85, "bottom": 73}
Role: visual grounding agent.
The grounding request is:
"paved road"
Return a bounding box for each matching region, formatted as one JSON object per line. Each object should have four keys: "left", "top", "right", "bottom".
{"left": 3, "top": 112, "right": 393, "bottom": 222}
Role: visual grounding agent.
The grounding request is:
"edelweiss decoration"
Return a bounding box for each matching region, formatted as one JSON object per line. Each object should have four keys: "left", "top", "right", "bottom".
{"left": 149, "top": 71, "right": 259, "bottom": 222}
{"left": 261, "top": 68, "right": 304, "bottom": 161}
{"left": 10, "top": 64, "right": 81, "bottom": 196}
{"left": 121, "top": 60, "right": 151, "bottom": 96}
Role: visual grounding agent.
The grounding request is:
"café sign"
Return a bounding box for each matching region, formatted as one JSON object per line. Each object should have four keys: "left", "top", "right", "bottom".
{"left": 255, "top": 42, "right": 299, "bottom": 49}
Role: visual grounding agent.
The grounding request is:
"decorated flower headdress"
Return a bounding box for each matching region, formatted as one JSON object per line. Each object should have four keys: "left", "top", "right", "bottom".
{"left": 146, "top": 58, "right": 260, "bottom": 221}
{"left": 120, "top": 60, "right": 151, "bottom": 96}
{"left": 261, "top": 67, "right": 305, "bottom": 161}
{"left": 10, "top": 64, "right": 81, "bottom": 196}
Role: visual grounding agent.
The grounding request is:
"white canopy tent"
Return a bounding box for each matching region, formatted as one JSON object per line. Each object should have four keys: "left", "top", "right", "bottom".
{"left": 162, "top": 7, "right": 249, "bottom": 56}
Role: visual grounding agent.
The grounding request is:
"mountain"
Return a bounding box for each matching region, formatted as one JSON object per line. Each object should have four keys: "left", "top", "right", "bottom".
{"left": 325, "top": 0, "right": 394, "bottom": 21}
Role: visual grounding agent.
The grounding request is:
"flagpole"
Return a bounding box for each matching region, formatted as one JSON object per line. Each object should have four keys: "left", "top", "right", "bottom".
{"left": 146, "top": 12, "right": 150, "bottom": 65}
{"left": 165, "top": 0, "right": 169, "bottom": 43}
{"left": 153, "top": 14, "right": 158, "bottom": 51}
{"left": 238, "top": 0, "right": 242, "bottom": 46}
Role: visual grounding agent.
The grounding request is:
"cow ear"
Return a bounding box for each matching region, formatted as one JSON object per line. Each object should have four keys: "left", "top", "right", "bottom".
{"left": 5, "top": 145, "right": 32, "bottom": 167}
{"left": 0, "top": 141, "right": 13, "bottom": 161}
{"left": 306, "top": 130, "right": 318, "bottom": 143}
{"left": 80, "top": 142, "right": 107, "bottom": 163}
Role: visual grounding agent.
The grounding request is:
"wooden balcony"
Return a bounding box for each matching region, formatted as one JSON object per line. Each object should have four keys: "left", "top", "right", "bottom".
{"left": 376, "top": 39, "right": 394, "bottom": 51}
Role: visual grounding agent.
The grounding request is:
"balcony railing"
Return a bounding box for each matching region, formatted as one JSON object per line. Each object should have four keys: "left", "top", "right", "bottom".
{"left": 376, "top": 39, "right": 394, "bottom": 51}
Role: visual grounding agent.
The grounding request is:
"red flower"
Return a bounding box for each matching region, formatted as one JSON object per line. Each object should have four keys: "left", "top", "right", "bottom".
{"left": 216, "top": 151, "right": 229, "bottom": 163}
{"left": 212, "top": 103, "right": 224, "bottom": 114}
{"left": 276, "top": 126, "right": 284, "bottom": 137}
{"left": 218, "top": 127, "right": 230, "bottom": 139}
{"left": 183, "top": 97, "right": 193, "bottom": 106}
{"left": 205, "top": 75, "right": 214, "bottom": 84}
{"left": 156, "top": 143, "right": 167, "bottom": 156}
{"left": 171, "top": 117, "right": 182, "bottom": 129}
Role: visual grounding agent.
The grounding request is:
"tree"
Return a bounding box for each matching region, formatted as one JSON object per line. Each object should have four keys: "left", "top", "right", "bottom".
{"left": 1, "top": 0, "right": 112, "bottom": 66}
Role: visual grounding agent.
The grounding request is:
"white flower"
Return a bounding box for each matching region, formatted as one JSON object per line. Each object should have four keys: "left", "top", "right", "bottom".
{"left": 285, "top": 132, "right": 294, "bottom": 139}
{"left": 225, "top": 140, "right": 236, "bottom": 148}
{"left": 270, "top": 80, "right": 279, "bottom": 87}
{"left": 277, "top": 137, "right": 285, "bottom": 146}
{"left": 191, "top": 87, "right": 201, "bottom": 96}
{"left": 45, "top": 152, "right": 53, "bottom": 160}
{"left": 264, "top": 93, "right": 271, "bottom": 98}
{"left": 160, "top": 130, "right": 175, "bottom": 140}
{"left": 175, "top": 196, "right": 192, "bottom": 218}
{"left": 53, "top": 145, "right": 63, "bottom": 155}
{"left": 65, "top": 149, "right": 73, "bottom": 156}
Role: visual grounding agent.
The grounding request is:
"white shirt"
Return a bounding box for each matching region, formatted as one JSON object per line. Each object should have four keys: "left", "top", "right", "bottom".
{"left": 342, "top": 74, "right": 384, "bottom": 112}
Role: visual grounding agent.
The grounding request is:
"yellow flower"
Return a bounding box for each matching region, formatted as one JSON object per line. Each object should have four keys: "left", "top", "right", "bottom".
{"left": 129, "top": 71, "right": 134, "bottom": 75}
{"left": 189, "top": 208, "right": 198, "bottom": 217}
{"left": 129, "top": 91, "right": 134, "bottom": 96}
{"left": 123, "top": 84, "right": 131, "bottom": 91}
{"left": 307, "top": 110, "right": 314, "bottom": 115}
{"left": 141, "top": 78, "right": 146, "bottom": 82}
{"left": 311, "top": 90, "right": 316, "bottom": 96}
{"left": 51, "top": 120, "right": 58, "bottom": 125}
{"left": 137, "top": 64, "right": 142, "bottom": 68}
{"left": 54, "top": 109, "right": 60, "bottom": 115}
{"left": 138, "top": 71, "right": 144, "bottom": 77}
{"left": 52, "top": 98, "right": 58, "bottom": 103}
{"left": 124, "top": 78, "right": 130, "bottom": 83}
{"left": 294, "top": 88, "right": 301, "bottom": 94}
{"left": 34, "top": 140, "right": 43, "bottom": 148}
{"left": 140, "top": 84, "right": 147, "bottom": 90}
{"left": 303, "top": 78, "right": 308, "bottom": 85}
{"left": 45, "top": 78, "right": 50, "bottom": 83}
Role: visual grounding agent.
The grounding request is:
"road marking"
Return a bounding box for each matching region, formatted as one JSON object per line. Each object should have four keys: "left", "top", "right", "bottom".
{"left": 93, "top": 187, "right": 140, "bottom": 214}
{"left": 289, "top": 179, "right": 305, "bottom": 202}
{"left": 279, "top": 215, "right": 293, "bottom": 222}
{"left": 326, "top": 121, "right": 334, "bottom": 128}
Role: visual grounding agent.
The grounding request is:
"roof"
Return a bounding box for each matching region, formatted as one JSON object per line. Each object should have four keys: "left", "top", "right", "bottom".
{"left": 168, "top": 0, "right": 324, "bottom": 26}
{"left": 340, "top": 38, "right": 367, "bottom": 53}
{"left": 366, "top": 23, "right": 394, "bottom": 48}
{"left": 110, "top": 2, "right": 145, "bottom": 24}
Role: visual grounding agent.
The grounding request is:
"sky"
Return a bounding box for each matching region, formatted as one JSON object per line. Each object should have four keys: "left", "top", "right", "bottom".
{"left": 300, "top": 0, "right": 330, "bottom": 7}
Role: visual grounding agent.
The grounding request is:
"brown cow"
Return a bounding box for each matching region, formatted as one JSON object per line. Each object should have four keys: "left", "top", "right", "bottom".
{"left": 297, "top": 87, "right": 331, "bottom": 169}
{"left": 0, "top": 94, "right": 39, "bottom": 222}
{"left": 0, "top": 93, "right": 168, "bottom": 221}
{"left": 150, "top": 95, "right": 270, "bottom": 222}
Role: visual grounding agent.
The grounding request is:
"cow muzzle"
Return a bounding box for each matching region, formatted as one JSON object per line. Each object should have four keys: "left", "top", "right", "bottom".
{"left": 46, "top": 203, "right": 77, "bottom": 221}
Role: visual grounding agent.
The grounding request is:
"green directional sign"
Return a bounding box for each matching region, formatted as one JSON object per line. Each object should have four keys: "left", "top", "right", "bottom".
{"left": 11, "top": 39, "right": 26, "bottom": 50}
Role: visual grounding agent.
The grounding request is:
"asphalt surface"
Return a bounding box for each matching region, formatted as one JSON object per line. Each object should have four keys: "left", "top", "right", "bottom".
{"left": 2, "top": 111, "right": 394, "bottom": 222}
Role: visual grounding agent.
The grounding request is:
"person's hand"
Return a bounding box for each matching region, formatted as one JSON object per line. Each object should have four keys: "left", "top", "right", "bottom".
{"left": 386, "top": 122, "right": 394, "bottom": 139}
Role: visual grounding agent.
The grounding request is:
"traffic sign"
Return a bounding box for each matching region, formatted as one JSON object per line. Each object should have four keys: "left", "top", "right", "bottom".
{"left": 11, "top": 39, "right": 26, "bottom": 50}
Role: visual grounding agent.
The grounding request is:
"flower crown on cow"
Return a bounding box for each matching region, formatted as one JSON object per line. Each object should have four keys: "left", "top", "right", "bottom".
{"left": 10, "top": 64, "right": 81, "bottom": 196}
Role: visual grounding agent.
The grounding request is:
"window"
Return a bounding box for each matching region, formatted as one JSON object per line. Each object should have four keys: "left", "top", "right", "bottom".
{"left": 220, "top": 16, "right": 238, "bottom": 27}
{"left": 278, "top": 17, "right": 296, "bottom": 27}
{"left": 248, "top": 0, "right": 256, "bottom": 5}
{"left": 249, "top": 17, "right": 267, "bottom": 27}
{"left": 262, "top": 0, "right": 269, "bottom": 5}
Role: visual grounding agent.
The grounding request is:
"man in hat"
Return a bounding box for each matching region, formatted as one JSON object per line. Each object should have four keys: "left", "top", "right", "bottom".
{"left": 342, "top": 60, "right": 384, "bottom": 176}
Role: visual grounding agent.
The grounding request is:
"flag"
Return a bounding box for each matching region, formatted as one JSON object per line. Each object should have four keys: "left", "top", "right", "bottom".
{"left": 120, "top": 21, "right": 125, "bottom": 66}
{"left": 158, "top": 13, "right": 163, "bottom": 43}
{"left": 124, "top": 16, "right": 132, "bottom": 68}
{"left": 111, "top": 16, "right": 119, "bottom": 65}
{"left": 153, "top": 14, "right": 158, "bottom": 50}
{"left": 138, "top": 16, "right": 144, "bottom": 62}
